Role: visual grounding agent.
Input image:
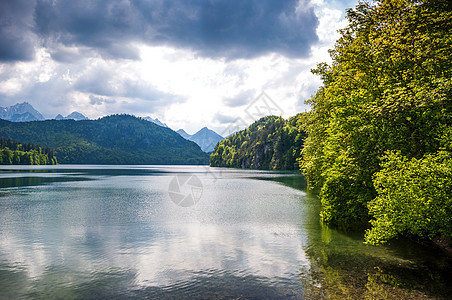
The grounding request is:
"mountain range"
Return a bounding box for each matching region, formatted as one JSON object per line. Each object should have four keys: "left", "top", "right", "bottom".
{"left": 0, "top": 102, "right": 45, "bottom": 122}
{"left": 0, "top": 103, "right": 173, "bottom": 127}
{"left": 1, "top": 102, "right": 224, "bottom": 155}
{"left": 55, "top": 112, "right": 88, "bottom": 121}
{"left": 177, "top": 127, "right": 224, "bottom": 153}
{"left": 0, "top": 102, "right": 91, "bottom": 122}
{"left": 176, "top": 129, "right": 191, "bottom": 139}
{"left": 142, "top": 116, "right": 168, "bottom": 128}
{"left": 0, "top": 114, "right": 209, "bottom": 164}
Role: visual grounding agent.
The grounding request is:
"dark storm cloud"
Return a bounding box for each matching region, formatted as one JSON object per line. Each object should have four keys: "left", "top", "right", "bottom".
{"left": 132, "top": 0, "right": 319, "bottom": 59}
{"left": 33, "top": 0, "right": 141, "bottom": 61}
{"left": 1, "top": 0, "right": 319, "bottom": 62}
{"left": 0, "top": 0, "right": 37, "bottom": 62}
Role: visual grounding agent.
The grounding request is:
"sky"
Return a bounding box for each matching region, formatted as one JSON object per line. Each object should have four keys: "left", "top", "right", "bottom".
{"left": 0, "top": 0, "right": 358, "bottom": 135}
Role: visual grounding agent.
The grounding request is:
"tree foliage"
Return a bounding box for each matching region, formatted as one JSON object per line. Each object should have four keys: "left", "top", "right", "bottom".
{"left": 0, "top": 138, "right": 57, "bottom": 165}
{"left": 366, "top": 151, "right": 452, "bottom": 244}
{"left": 300, "top": 0, "right": 452, "bottom": 242}
{"left": 210, "top": 114, "right": 306, "bottom": 170}
{"left": 0, "top": 115, "right": 209, "bottom": 165}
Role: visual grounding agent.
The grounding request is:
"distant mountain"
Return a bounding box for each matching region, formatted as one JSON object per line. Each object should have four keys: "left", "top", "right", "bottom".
{"left": 55, "top": 111, "right": 88, "bottom": 121}
{"left": 0, "top": 114, "right": 209, "bottom": 164}
{"left": 177, "top": 127, "right": 224, "bottom": 153}
{"left": 176, "top": 129, "right": 191, "bottom": 140}
{"left": 0, "top": 102, "right": 44, "bottom": 122}
{"left": 210, "top": 115, "right": 306, "bottom": 170}
{"left": 142, "top": 116, "right": 168, "bottom": 128}
{"left": 190, "top": 127, "right": 224, "bottom": 153}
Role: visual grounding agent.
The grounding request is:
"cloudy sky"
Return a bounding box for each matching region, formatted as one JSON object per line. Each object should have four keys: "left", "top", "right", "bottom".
{"left": 0, "top": 0, "right": 357, "bottom": 134}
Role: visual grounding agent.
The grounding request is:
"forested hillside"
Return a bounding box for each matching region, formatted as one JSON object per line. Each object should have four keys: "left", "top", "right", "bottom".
{"left": 0, "top": 115, "right": 209, "bottom": 164}
{"left": 210, "top": 114, "right": 306, "bottom": 170}
{"left": 0, "top": 138, "right": 57, "bottom": 165}
{"left": 300, "top": 0, "right": 452, "bottom": 244}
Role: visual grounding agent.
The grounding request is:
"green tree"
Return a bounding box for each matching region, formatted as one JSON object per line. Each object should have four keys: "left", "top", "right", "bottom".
{"left": 12, "top": 151, "right": 20, "bottom": 164}
{"left": 0, "top": 138, "right": 58, "bottom": 165}
{"left": 210, "top": 114, "right": 306, "bottom": 170}
{"left": 366, "top": 151, "right": 452, "bottom": 244}
{"left": 300, "top": 0, "right": 452, "bottom": 238}
{"left": 2, "top": 148, "right": 13, "bottom": 165}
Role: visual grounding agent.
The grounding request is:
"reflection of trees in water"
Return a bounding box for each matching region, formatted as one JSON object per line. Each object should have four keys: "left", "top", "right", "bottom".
{"left": 292, "top": 188, "right": 452, "bottom": 299}
{"left": 0, "top": 176, "right": 88, "bottom": 189}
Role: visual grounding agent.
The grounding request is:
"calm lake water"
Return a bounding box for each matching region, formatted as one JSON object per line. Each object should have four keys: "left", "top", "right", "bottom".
{"left": 0, "top": 165, "right": 450, "bottom": 299}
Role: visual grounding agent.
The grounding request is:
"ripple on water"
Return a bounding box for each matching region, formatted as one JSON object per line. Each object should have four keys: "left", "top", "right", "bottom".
{"left": 0, "top": 165, "right": 451, "bottom": 299}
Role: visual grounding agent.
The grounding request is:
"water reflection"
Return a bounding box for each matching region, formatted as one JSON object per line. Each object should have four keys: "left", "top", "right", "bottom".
{"left": 300, "top": 193, "right": 452, "bottom": 299}
{"left": 0, "top": 166, "right": 309, "bottom": 298}
{"left": 0, "top": 165, "right": 450, "bottom": 299}
{"left": 0, "top": 176, "right": 89, "bottom": 189}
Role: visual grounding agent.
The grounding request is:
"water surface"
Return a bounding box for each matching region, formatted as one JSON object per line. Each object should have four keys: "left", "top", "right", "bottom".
{"left": 0, "top": 165, "right": 450, "bottom": 299}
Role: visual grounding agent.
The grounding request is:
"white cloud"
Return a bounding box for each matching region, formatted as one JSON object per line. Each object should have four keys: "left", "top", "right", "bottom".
{"left": 0, "top": 0, "right": 358, "bottom": 133}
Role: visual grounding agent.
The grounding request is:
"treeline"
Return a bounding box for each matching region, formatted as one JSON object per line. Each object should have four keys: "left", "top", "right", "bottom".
{"left": 0, "top": 114, "right": 209, "bottom": 165}
{"left": 210, "top": 114, "right": 306, "bottom": 170}
{"left": 0, "top": 138, "right": 57, "bottom": 165}
{"left": 300, "top": 0, "right": 452, "bottom": 244}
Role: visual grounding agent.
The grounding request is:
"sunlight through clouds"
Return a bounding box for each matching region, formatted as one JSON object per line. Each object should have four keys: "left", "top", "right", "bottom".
{"left": 0, "top": 0, "right": 358, "bottom": 133}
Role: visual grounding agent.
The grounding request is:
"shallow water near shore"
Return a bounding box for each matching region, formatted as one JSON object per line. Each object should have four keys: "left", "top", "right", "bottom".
{"left": 0, "top": 165, "right": 450, "bottom": 299}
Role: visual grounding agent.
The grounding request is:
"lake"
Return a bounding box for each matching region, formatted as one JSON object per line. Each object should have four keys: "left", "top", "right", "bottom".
{"left": 0, "top": 165, "right": 450, "bottom": 299}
